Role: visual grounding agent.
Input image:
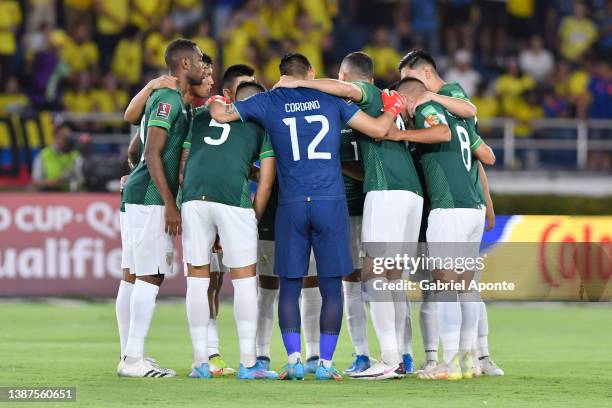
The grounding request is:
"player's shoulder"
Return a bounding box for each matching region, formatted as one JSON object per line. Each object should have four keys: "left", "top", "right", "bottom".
{"left": 416, "top": 100, "right": 445, "bottom": 116}
{"left": 439, "top": 82, "right": 469, "bottom": 100}
{"left": 353, "top": 80, "right": 380, "bottom": 93}
{"left": 151, "top": 87, "right": 182, "bottom": 101}
{"left": 416, "top": 101, "right": 448, "bottom": 127}
{"left": 193, "top": 107, "right": 212, "bottom": 124}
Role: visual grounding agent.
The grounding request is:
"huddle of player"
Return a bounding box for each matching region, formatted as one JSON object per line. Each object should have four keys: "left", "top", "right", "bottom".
{"left": 114, "top": 37, "right": 504, "bottom": 381}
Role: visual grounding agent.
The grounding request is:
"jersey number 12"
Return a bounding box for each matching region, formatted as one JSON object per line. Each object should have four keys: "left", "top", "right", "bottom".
{"left": 283, "top": 115, "right": 330, "bottom": 161}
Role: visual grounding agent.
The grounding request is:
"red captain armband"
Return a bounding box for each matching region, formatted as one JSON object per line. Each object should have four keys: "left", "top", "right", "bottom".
{"left": 381, "top": 89, "right": 405, "bottom": 117}
{"left": 205, "top": 95, "right": 231, "bottom": 107}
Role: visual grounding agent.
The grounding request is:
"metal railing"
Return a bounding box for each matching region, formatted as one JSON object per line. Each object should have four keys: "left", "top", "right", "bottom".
{"left": 55, "top": 113, "right": 612, "bottom": 171}
{"left": 478, "top": 118, "right": 612, "bottom": 170}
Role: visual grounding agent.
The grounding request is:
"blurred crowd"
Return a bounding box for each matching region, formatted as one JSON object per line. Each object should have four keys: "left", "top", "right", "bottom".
{"left": 0, "top": 0, "right": 611, "bottom": 129}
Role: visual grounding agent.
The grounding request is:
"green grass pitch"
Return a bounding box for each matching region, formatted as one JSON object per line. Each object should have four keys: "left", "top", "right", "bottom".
{"left": 1, "top": 302, "right": 610, "bottom": 407}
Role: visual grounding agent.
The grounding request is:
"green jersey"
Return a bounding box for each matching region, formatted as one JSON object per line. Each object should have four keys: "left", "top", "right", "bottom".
{"left": 120, "top": 130, "right": 144, "bottom": 213}
{"left": 123, "top": 88, "right": 191, "bottom": 206}
{"left": 414, "top": 101, "right": 481, "bottom": 209}
{"left": 339, "top": 125, "right": 365, "bottom": 216}
{"left": 181, "top": 110, "right": 274, "bottom": 208}
{"left": 353, "top": 81, "right": 422, "bottom": 196}
{"left": 438, "top": 82, "right": 485, "bottom": 205}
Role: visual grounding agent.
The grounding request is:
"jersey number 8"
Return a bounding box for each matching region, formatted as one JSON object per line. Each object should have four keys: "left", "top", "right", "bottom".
{"left": 283, "top": 115, "right": 330, "bottom": 161}
{"left": 456, "top": 125, "right": 471, "bottom": 171}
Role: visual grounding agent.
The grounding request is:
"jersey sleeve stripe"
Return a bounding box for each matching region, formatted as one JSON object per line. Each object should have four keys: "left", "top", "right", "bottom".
{"left": 259, "top": 150, "right": 275, "bottom": 159}
{"left": 345, "top": 109, "right": 360, "bottom": 125}
{"left": 182, "top": 141, "right": 192, "bottom": 149}
{"left": 148, "top": 119, "right": 171, "bottom": 130}
{"left": 232, "top": 103, "right": 246, "bottom": 122}
{"left": 470, "top": 137, "right": 483, "bottom": 151}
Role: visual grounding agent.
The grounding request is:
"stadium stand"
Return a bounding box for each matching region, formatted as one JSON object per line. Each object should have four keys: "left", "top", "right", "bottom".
{"left": 0, "top": 0, "right": 610, "bottom": 190}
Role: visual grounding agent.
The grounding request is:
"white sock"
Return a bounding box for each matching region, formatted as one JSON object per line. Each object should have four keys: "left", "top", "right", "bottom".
{"left": 208, "top": 319, "right": 219, "bottom": 357}
{"left": 477, "top": 301, "right": 490, "bottom": 358}
{"left": 300, "top": 287, "right": 321, "bottom": 359}
{"left": 438, "top": 293, "right": 461, "bottom": 364}
{"left": 125, "top": 279, "right": 159, "bottom": 360}
{"left": 366, "top": 279, "right": 400, "bottom": 365}
{"left": 390, "top": 279, "right": 412, "bottom": 356}
{"left": 420, "top": 299, "right": 439, "bottom": 361}
{"left": 256, "top": 287, "right": 278, "bottom": 358}
{"left": 115, "top": 280, "right": 134, "bottom": 357}
{"left": 288, "top": 351, "right": 301, "bottom": 364}
{"left": 458, "top": 292, "right": 479, "bottom": 355}
{"left": 321, "top": 359, "right": 332, "bottom": 368}
{"left": 232, "top": 277, "right": 258, "bottom": 367}
{"left": 342, "top": 281, "right": 369, "bottom": 356}
{"left": 186, "top": 277, "right": 210, "bottom": 366}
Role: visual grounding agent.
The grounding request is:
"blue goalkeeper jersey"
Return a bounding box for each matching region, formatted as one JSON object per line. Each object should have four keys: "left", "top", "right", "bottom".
{"left": 233, "top": 88, "right": 360, "bottom": 204}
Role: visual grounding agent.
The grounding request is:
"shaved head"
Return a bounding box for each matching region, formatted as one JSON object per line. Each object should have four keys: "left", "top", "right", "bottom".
{"left": 397, "top": 77, "right": 427, "bottom": 96}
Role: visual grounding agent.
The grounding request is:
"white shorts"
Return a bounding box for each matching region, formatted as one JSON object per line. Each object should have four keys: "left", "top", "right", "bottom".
{"left": 349, "top": 216, "right": 364, "bottom": 269}
{"left": 183, "top": 252, "right": 227, "bottom": 276}
{"left": 256, "top": 240, "right": 317, "bottom": 277}
{"left": 426, "top": 207, "right": 485, "bottom": 261}
{"left": 182, "top": 201, "right": 257, "bottom": 268}
{"left": 362, "top": 190, "right": 423, "bottom": 258}
{"left": 119, "top": 211, "right": 134, "bottom": 272}
{"left": 124, "top": 204, "right": 174, "bottom": 276}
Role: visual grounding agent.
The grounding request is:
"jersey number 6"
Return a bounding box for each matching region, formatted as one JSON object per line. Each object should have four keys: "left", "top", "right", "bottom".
{"left": 283, "top": 115, "right": 330, "bottom": 161}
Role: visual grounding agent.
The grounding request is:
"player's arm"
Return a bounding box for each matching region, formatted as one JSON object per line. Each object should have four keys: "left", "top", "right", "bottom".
{"left": 274, "top": 76, "right": 364, "bottom": 102}
{"left": 342, "top": 161, "right": 364, "bottom": 181}
{"left": 408, "top": 91, "right": 477, "bottom": 118}
{"left": 472, "top": 139, "right": 496, "bottom": 166}
{"left": 124, "top": 75, "right": 178, "bottom": 124}
{"left": 178, "top": 148, "right": 189, "bottom": 186}
{"left": 207, "top": 97, "right": 240, "bottom": 123}
{"left": 346, "top": 89, "right": 405, "bottom": 139}
{"left": 127, "top": 131, "right": 140, "bottom": 170}
{"left": 385, "top": 123, "right": 450, "bottom": 143}
{"left": 144, "top": 127, "right": 181, "bottom": 236}
{"left": 253, "top": 157, "right": 275, "bottom": 221}
{"left": 347, "top": 110, "right": 395, "bottom": 139}
{"left": 479, "top": 163, "right": 495, "bottom": 231}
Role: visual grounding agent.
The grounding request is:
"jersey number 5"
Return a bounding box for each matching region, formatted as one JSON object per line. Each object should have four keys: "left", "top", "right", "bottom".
{"left": 283, "top": 115, "right": 330, "bottom": 161}
{"left": 206, "top": 119, "right": 230, "bottom": 145}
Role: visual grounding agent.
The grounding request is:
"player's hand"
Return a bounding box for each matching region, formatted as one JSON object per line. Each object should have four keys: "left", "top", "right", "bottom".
{"left": 384, "top": 125, "right": 403, "bottom": 141}
{"left": 205, "top": 95, "right": 231, "bottom": 107}
{"left": 164, "top": 203, "right": 182, "bottom": 236}
{"left": 407, "top": 91, "right": 433, "bottom": 116}
{"left": 273, "top": 75, "right": 301, "bottom": 89}
{"left": 148, "top": 75, "right": 178, "bottom": 91}
{"left": 381, "top": 89, "right": 405, "bottom": 117}
{"left": 119, "top": 175, "right": 128, "bottom": 193}
{"left": 485, "top": 205, "right": 495, "bottom": 231}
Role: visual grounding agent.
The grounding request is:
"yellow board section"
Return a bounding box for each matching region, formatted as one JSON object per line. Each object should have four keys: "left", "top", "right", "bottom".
{"left": 481, "top": 216, "right": 611, "bottom": 301}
